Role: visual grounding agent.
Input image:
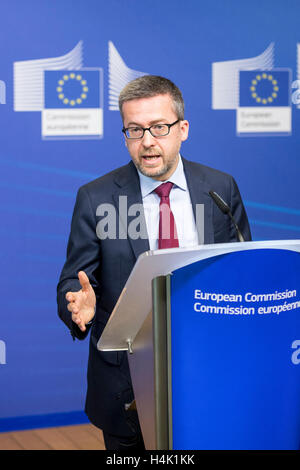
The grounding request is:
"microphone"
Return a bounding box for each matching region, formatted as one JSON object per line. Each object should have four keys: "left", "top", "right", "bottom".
{"left": 209, "top": 190, "right": 245, "bottom": 242}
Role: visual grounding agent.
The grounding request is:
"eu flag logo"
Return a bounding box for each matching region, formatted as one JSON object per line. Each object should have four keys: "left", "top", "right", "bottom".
{"left": 44, "top": 70, "right": 100, "bottom": 108}
{"left": 239, "top": 70, "right": 290, "bottom": 107}
{"left": 237, "top": 69, "right": 291, "bottom": 135}
{"left": 42, "top": 68, "right": 103, "bottom": 139}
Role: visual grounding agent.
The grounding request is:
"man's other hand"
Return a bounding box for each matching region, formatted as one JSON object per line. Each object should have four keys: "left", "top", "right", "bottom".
{"left": 66, "top": 271, "right": 96, "bottom": 332}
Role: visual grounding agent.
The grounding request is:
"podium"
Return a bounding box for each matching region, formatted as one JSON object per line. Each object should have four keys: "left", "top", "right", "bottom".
{"left": 97, "top": 240, "right": 300, "bottom": 450}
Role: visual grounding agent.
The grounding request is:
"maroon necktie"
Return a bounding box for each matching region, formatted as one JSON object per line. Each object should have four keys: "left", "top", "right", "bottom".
{"left": 154, "top": 182, "right": 179, "bottom": 249}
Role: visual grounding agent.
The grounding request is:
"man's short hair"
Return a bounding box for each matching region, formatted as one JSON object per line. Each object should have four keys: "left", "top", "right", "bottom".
{"left": 119, "top": 75, "right": 185, "bottom": 121}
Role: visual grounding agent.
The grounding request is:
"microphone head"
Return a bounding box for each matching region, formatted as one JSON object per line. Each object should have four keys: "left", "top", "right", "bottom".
{"left": 209, "top": 190, "right": 230, "bottom": 215}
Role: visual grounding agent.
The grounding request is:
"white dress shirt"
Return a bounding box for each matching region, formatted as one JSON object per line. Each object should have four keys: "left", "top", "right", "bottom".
{"left": 138, "top": 155, "right": 199, "bottom": 250}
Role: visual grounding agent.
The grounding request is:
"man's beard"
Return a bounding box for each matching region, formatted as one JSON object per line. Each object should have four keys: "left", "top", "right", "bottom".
{"left": 133, "top": 153, "right": 179, "bottom": 179}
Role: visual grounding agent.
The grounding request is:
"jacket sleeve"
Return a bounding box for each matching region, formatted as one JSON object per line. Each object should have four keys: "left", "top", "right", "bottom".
{"left": 57, "top": 185, "right": 101, "bottom": 340}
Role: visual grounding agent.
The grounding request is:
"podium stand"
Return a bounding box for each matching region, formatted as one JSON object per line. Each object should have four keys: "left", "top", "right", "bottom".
{"left": 97, "top": 240, "right": 300, "bottom": 450}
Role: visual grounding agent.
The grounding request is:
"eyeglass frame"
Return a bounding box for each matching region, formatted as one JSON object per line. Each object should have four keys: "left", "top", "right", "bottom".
{"left": 122, "top": 119, "right": 180, "bottom": 139}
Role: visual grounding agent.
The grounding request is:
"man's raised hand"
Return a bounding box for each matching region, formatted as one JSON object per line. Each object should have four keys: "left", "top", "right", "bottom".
{"left": 66, "top": 271, "right": 96, "bottom": 332}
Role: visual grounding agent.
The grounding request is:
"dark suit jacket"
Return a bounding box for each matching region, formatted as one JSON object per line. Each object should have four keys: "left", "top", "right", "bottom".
{"left": 57, "top": 157, "right": 251, "bottom": 434}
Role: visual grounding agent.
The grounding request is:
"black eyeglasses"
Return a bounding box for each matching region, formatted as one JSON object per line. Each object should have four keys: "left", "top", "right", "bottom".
{"left": 122, "top": 119, "right": 180, "bottom": 139}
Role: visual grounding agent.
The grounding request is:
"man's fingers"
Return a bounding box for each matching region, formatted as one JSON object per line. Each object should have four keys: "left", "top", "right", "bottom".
{"left": 67, "top": 301, "right": 80, "bottom": 314}
{"left": 66, "top": 291, "right": 83, "bottom": 310}
{"left": 72, "top": 313, "right": 86, "bottom": 332}
{"left": 66, "top": 274, "right": 93, "bottom": 331}
{"left": 78, "top": 271, "right": 91, "bottom": 292}
{"left": 66, "top": 292, "right": 76, "bottom": 302}
{"left": 72, "top": 314, "right": 81, "bottom": 324}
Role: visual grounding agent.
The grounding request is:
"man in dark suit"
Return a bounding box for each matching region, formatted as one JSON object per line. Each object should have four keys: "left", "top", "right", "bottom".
{"left": 57, "top": 75, "right": 251, "bottom": 450}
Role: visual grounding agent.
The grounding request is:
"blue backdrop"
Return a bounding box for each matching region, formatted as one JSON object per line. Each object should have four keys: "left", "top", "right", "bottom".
{"left": 0, "top": 0, "right": 299, "bottom": 431}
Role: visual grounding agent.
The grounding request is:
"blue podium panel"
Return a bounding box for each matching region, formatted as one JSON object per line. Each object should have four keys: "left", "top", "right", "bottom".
{"left": 170, "top": 249, "right": 300, "bottom": 450}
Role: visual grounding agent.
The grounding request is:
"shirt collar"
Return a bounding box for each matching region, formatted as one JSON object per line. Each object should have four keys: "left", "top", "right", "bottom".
{"left": 138, "top": 154, "right": 187, "bottom": 198}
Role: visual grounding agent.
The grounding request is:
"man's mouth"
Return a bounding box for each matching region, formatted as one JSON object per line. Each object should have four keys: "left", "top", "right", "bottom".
{"left": 142, "top": 155, "right": 161, "bottom": 163}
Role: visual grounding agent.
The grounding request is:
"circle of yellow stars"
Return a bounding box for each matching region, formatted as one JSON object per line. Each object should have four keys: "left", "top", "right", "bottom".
{"left": 56, "top": 73, "right": 89, "bottom": 106}
{"left": 250, "top": 73, "right": 279, "bottom": 104}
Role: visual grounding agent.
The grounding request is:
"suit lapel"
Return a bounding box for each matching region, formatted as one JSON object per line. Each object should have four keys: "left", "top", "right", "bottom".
{"left": 112, "top": 161, "right": 150, "bottom": 260}
{"left": 182, "top": 157, "right": 214, "bottom": 244}
{"left": 111, "top": 157, "right": 214, "bottom": 255}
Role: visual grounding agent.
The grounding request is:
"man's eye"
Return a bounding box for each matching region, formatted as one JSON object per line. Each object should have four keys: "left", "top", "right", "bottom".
{"left": 130, "top": 127, "right": 142, "bottom": 133}
{"left": 153, "top": 124, "right": 165, "bottom": 130}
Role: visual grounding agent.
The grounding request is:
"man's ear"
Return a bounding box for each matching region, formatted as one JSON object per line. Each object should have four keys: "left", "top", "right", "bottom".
{"left": 180, "top": 120, "right": 189, "bottom": 142}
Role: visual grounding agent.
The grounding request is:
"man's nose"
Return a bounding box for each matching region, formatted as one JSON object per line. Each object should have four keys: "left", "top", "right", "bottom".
{"left": 141, "top": 129, "right": 156, "bottom": 146}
